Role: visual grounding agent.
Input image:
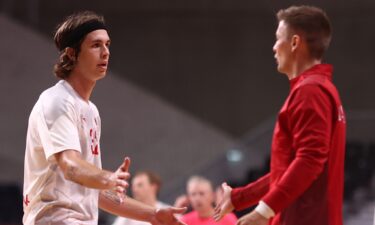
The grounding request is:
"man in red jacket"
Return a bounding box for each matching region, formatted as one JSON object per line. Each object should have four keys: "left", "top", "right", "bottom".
{"left": 214, "top": 5, "right": 346, "bottom": 225}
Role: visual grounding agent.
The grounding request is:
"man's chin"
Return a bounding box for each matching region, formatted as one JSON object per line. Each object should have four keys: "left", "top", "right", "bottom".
{"left": 276, "top": 65, "right": 286, "bottom": 74}
{"left": 276, "top": 65, "right": 282, "bottom": 73}
{"left": 95, "top": 72, "right": 107, "bottom": 81}
{"left": 192, "top": 204, "right": 203, "bottom": 210}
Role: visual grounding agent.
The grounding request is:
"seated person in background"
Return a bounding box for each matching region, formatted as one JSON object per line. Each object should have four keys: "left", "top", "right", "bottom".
{"left": 113, "top": 171, "right": 170, "bottom": 225}
{"left": 181, "top": 176, "right": 237, "bottom": 225}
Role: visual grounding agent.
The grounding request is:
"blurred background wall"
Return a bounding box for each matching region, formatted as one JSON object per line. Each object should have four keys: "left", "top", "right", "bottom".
{"left": 0, "top": 0, "right": 374, "bottom": 224}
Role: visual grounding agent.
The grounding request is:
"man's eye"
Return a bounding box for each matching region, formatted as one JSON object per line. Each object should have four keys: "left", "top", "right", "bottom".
{"left": 92, "top": 43, "right": 100, "bottom": 48}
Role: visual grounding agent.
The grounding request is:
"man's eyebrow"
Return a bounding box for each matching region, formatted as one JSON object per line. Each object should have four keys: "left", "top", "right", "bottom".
{"left": 91, "top": 38, "right": 111, "bottom": 43}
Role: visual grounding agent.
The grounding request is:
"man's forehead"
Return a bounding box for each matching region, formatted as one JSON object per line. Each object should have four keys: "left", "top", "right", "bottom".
{"left": 85, "top": 29, "right": 110, "bottom": 41}
{"left": 188, "top": 181, "right": 213, "bottom": 191}
{"left": 276, "top": 21, "right": 288, "bottom": 35}
{"left": 133, "top": 174, "right": 150, "bottom": 183}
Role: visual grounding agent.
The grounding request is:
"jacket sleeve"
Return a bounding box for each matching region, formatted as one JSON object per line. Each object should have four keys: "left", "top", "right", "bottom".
{"left": 231, "top": 173, "right": 270, "bottom": 211}
{"left": 262, "top": 84, "right": 333, "bottom": 213}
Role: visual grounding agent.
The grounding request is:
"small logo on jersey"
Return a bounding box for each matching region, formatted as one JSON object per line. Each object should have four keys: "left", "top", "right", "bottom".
{"left": 23, "top": 195, "right": 30, "bottom": 206}
{"left": 80, "top": 115, "right": 86, "bottom": 123}
{"left": 90, "top": 128, "right": 99, "bottom": 155}
{"left": 80, "top": 115, "right": 87, "bottom": 129}
{"left": 338, "top": 105, "right": 346, "bottom": 123}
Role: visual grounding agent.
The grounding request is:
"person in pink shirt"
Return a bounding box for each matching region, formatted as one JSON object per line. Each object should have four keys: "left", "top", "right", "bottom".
{"left": 182, "top": 176, "right": 237, "bottom": 225}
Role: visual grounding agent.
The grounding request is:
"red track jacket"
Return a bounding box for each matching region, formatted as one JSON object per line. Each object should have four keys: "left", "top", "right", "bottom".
{"left": 231, "top": 64, "right": 346, "bottom": 225}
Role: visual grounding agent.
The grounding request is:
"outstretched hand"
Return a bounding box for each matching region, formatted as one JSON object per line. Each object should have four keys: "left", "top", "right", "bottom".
{"left": 213, "top": 182, "right": 234, "bottom": 221}
{"left": 151, "top": 207, "right": 187, "bottom": 225}
{"left": 110, "top": 157, "right": 131, "bottom": 202}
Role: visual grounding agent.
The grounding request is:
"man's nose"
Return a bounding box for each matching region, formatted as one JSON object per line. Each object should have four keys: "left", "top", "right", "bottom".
{"left": 102, "top": 46, "right": 110, "bottom": 58}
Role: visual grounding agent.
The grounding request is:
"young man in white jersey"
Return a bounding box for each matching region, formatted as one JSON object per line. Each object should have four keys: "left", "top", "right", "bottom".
{"left": 23, "top": 11, "right": 186, "bottom": 225}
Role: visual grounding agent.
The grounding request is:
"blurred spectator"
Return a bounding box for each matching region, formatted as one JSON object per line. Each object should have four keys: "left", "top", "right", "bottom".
{"left": 181, "top": 176, "right": 237, "bottom": 225}
{"left": 112, "top": 171, "right": 169, "bottom": 225}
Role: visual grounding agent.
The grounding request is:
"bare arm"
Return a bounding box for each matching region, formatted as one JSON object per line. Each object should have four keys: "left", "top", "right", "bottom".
{"left": 99, "top": 191, "right": 187, "bottom": 225}
{"left": 99, "top": 191, "right": 155, "bottom": 221}
{"left": 55, "top": 150, "right": 130, "bottom": 192}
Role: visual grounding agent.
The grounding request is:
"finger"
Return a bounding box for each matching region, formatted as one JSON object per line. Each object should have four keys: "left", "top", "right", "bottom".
{"left": 117, "top": 171, "right": 131, "bottom": 180}
{"left": 213, "top": 216, "right": 222, "bottom": 222}
{"left": 116, "top": 185, "right": 123, "bottom": 191}
{"left": 222, "top": 182, "right": 228, "bottom": 189}
{"left": 214, "top": 203, "right": 221, "bottom": 213}
{"left": 115, "top": 185, "right": 125, "bottom": 193}
{"left": 170, "top": 207, "right": 187, "bottom": 214}
{"left": 116, "top": 179, "right": 129, "bottom": 189}
{"left": 213, "top": 212, "right": 223, "bottom": 222}
{"left": 236, "top": 218, "right": 244, "bottom": 225}
{"left": 213, "top": 210, "right": 222, "bottom": 220}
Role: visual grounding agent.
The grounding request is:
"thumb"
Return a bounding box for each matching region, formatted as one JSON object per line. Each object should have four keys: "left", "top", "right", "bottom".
{"left": 170, "top": 207, "right": 187, "bottom": 214}
{"left": 222, "top": 182, "right": 229, "bottom": 189}
{"left": 121, "top": 157, "right": 131, "bottom": 172}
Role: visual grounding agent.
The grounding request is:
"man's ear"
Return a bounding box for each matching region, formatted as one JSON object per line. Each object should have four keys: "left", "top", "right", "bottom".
{"left": 151, "top": 183, "right": 158, "bottom": 194}
{"left": 65, "top": 47, "right": 76, "bottom": 61}
{"left": 291, "top": 34, "right": 301, "bottom": 52}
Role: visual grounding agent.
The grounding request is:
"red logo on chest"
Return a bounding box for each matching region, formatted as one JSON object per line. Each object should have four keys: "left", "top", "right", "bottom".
{"left": 90, "top": 128, "right": 99, "bottom": 155}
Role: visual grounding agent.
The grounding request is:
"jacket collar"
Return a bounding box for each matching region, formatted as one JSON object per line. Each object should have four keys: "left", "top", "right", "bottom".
{"left": 290, "top": 64, "right": 333, "bottom": 89}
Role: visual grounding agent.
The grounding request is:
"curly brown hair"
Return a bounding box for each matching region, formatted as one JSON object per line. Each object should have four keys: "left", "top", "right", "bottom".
{"left": 53, "top": 11, "right": 105, "bottom": 79}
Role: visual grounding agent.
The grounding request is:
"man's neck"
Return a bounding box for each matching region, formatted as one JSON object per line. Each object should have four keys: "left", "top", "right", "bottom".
{"left": 287, "top": 58, "right": 321, "bottom": 80}
{"left": 66, "top": 73, "right": 96, "bottom": 102}
{"left": 197, "top": 207, "right": 215, "bottom": 218}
